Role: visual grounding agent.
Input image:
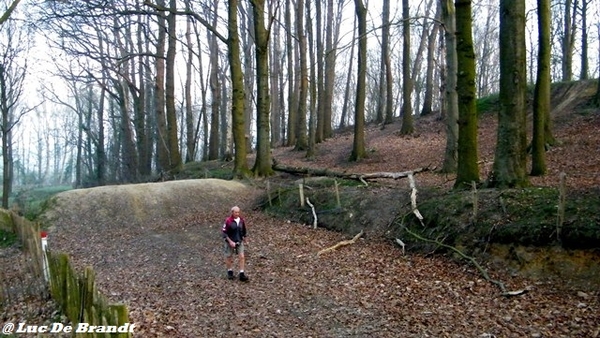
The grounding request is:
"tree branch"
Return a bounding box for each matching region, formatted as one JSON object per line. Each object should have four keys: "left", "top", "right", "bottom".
{"left": 0, "top": 0, "right": 21, "bottom": 26}
{"left": 317, "top": 230, "right": 364, "bottom": 256}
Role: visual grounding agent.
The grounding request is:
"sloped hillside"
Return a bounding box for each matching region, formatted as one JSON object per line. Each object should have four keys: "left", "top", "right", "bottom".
{"left": 1, "top": 81, "right": 599, "bottom": 337}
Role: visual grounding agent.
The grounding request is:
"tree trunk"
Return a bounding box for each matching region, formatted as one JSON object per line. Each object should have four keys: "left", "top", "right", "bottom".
{"left": 285, "top": 0, "right": 297, "bottom": 146}
{"left": 251, "top": 0, "right": 273, "bottom": 177}
{"left": 228, "top": 0, "right": 250, "bottom": 178}
{"left": 441, "top": 0, "right": 459, "bottom": 173}
{"left": 562, "top": 0, "right": 573, "bottom": 82}
{"left": 349, "top": 0, "right": 367, "bottom": 162}
{"left": 421, "top": 2, "right": 441, "bottom": 116}
{"left": 115, "top": 82, "right": 138, "bottom": 183}
{"left": 154, "top": 0, "right": 169, "bottom": 173}
{"left": 491, "top": 0, "right": 529, "bottom": 188}
{"left": 306, "top": 0, "right": 316, "bottom": 159}
{"left": 323, "top": 0, "right": 337, "bottom": 139}
{"left": 270, "top": 4, "right": 282, "bottom": 147}
{"left": 400, "top": 0, "right": 414, "bottom": 135}
{"left": 220, "top": 69, "right": 232, "bottom": 160}
{"left": 315, "top": 0, "right": 324, "bottom": 143}
{"left": 165, "top": 0, "right": 182, "bottom": 173}
{"left": 378, "top": 0, "right": 392, "bottom": 125}
{"left": 184, "top": 14, "right": 195, "bottom": 163}
{"left": 339, "top": 15, "right": 356, "bottom": 129}
{"left": 136, "top": 13, "right": 151, "bottom": 178}
{"left": 453, "top": 0, "right": 479, "bottom": 188}
{"left": 240, "top": 3, "right": 255, "bottom": 150}
{"left": 294, "top": 0, "right": 308, "bottom": 151}
{"left": 0, "top": 63, "right": 12, "bottom": 208}
{"left": 208, "top": 0, "right": 220, "bottom": 160}
{"left": 96, "top": 80, "right": 107, "bottom": 186}
{"left": 579, "top": 0, "right": 589, "bottom": 80}
{"left": 531, "top": 0, "right": 551, "bottom": 176}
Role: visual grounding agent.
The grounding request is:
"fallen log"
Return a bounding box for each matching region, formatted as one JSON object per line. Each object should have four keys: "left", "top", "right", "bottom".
{"left": 273, "top": 163, "right": 428, "bottom": 182}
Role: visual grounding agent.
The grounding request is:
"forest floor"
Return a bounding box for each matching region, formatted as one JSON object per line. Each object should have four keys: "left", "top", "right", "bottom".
{"left": 1, "top": 80, "right": 599, "bottom": 337}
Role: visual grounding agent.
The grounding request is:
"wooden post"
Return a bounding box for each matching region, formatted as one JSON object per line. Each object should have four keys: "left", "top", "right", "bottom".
{"left": 299, "top": 183, "right": 305, "bottom": 207}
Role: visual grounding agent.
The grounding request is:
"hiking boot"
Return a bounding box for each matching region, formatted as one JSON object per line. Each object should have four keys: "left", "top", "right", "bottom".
{"left": 227, "top": 270, "right": 235, "bottom": 280}
{"left": 239, "top": 272, "right": 249, "bottom": 282}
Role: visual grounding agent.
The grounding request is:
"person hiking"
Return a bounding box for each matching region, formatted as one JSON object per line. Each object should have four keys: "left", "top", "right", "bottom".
{"left": 221, "top": 206, "right": 249, "bottom": 281}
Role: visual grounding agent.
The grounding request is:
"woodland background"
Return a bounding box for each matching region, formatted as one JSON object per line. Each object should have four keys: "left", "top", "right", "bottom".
{"left": 1, "top": 1, "right": 600, "bottom": 335}
{"left": 0, "top": 0, "right": 598, "bottom": 206}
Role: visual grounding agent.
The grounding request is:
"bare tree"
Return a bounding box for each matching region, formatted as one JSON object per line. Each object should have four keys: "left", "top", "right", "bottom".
{"left": 579, "top": 0, "right": 590, "bottom": 80}
{"left": 322, "top": 0, "right": 341, "bottom": 139}
{"left": 491, "top": 0, "right": 529, "bottom": 188}
{"left": 474, "top": 0, "right": 499, "bottom": 97}
{"left": 154, "top": 0, "right": 170, "bottom": 173}
{"left": 440, "top": 0, "right": 458, "bottom": 174}
{"left": 349, "top": 0, "right": 367, "bottom": 162}
{"left": 269, "top": 3, "right": 283, "bottom": 147}
{"left": 183, "top": 11, "right": 195, "bottom": 163}
{"left": 378, "top": 0, "right": 394, "bottom": 126}
{"left": 228, "top": 0, "right": 251, "bottom": 177}
{"left": 561, "top": 0, "right": 576, "bottom": 81}
{"left": 340, "top": 14, "right": 357, "bottom": 130}
{"left": 531, "top": 0, "right": 551, "bottom": 176}
{"left": 421, "top": 2, "right": 441, "bottom": 117}
{"left": 399, "top": 0, "right": 414, "bottom": 135}
{"left": 454, "top": 0, "right": 479, "bottom": 188}
{"left": 0, "top": 16, "right": 29, "bottom": 207}
{"left": 250, "top": 0, "right": 274, "bottom": 177}
{"left": 306, "top": 0, "right": 316, "bottom": 159}
{"left": 294, "top": 0, "right": 308, "bottom": 151}
{"left": 208, "top": 0, "right": 221, "bottom": 160}
{"left": 164, "top": 0, "right": 182, "bottom": 173}
{"left": 285, "top": 0, "right": 297, "bottom": 146}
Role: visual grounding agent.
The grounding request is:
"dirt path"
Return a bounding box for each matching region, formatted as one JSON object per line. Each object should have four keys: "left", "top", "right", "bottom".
{"left": 43, "top": 195, "right": 598, "bottom": 338}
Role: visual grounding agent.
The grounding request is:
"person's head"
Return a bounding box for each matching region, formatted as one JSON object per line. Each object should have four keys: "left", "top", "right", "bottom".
{"left": 231, "top": 206, "right": 241, "bottom": 218}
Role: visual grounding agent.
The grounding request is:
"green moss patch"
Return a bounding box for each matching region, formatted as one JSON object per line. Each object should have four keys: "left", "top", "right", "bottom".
{"left": 402, "top": 187, "right": 600, "bottom": 252}
{"left": 263, "top": 180, "right": 599, "bottom": 254}
{"left": 0, "top": 228, "right": 17, "bottom": 247}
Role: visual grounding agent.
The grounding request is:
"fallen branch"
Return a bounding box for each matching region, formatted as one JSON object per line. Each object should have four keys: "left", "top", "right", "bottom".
{"left": 395, "top": 238, "right": 405, "bottom": 255}
{"left": 273, "top": 163, "right": 428, "bottom": 182}
{"left": 407, "top": 173, "right": 424, "bottom": 225}
{"left": 306, "top": 198, "right": 318, "bottom": 229}
{"left": 402, "top": 226, "right": 527, "bottom": 297}
{"left": 317, "top": 230, "right": 364, "bottom": 256}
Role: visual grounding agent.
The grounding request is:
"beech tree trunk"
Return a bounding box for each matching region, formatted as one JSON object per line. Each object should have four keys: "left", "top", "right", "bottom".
{"left": 250, "top": 0, "right": 273, "bottom": 177}
{"left": 349, "top": 0, "right": 367, "bottom": 162}
{"left": 154, "top": 0, "right": 169, "bottom": 173}
{"left": 441, "top": 0, "right": 458, "bottom": 173}
{"left": 165, "top": 0, "right": 182, "bottom": 173}
{"left": 491, "top": 0, "right": 529, "bottom": 188}
{"left": 400, "top": 0, "right": 414, "bottom": 135}
{"left": 453, "top": 0, "right": 479, "bottom": 188}
{"left": 294, "top": 0, "right": 308, "bottom": 151}
{"left": 208, "top": 0, "right": 220, "bottom": 160}
{"left": 531, "top": 0, "right": 551, "bottom": 176}
{"left": 228, "top": 0, "right": 250, "bottom": 178}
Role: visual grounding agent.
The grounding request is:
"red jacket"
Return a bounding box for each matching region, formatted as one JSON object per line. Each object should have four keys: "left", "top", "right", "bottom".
{"left": 221, "top": 216, "right": 247, "bottom": 243}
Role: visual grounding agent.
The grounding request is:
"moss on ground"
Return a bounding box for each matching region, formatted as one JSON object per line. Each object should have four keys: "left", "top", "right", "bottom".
{"left": 0, "top": 228, "right": 17, "bottom": 248}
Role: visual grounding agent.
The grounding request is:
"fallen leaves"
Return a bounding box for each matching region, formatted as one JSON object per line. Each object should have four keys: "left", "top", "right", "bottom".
{"left": 2, "top": 106, "right": 600, "bottom": 337}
